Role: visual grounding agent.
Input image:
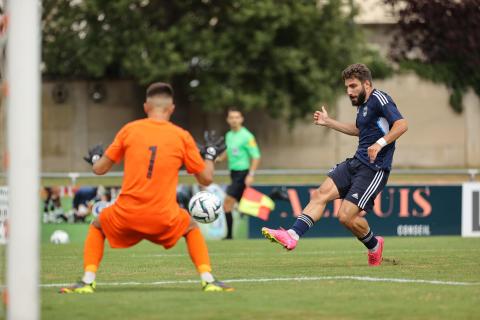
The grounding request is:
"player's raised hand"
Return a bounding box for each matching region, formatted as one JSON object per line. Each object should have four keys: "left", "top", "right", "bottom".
{"left": 83, "top": 144, "right": 104, "bottom": 165}
{"left": 198, "top": 130, "right": 226, "bottom": 161}
{"left": 313, "top": 106, "right": 329, "bottom": 126}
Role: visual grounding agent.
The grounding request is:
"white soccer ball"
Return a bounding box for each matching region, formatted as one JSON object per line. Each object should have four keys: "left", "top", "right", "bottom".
{"left": 50, "top": 230, "right": 70, "bottom": 244}
{"left": 188, "top": 191, "right": 223, "bottom": 224}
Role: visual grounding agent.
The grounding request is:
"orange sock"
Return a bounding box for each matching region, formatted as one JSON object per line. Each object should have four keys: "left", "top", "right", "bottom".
{"left": 184, "top": 227, "right": 211, "bottom": 274}
{"left": 83, "top": 225, "right": 105, "bottom": 273}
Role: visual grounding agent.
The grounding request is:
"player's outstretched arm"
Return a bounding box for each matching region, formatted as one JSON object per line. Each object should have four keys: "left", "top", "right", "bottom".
{"left": 383, "top": 118, "right": 408, "bottom": 143}
{"left": 367, "top": 119, "right": 408, "bottom": 163}
{"left": 83, "top": 144, "right": 114, "bottom": 175}
{"left": 195, "top": 160, "right": 214, "bottom": 186}
{"left": 195, "top": 131, "right": 227, "bottom": 186}
{"left": 92, "top": 156, "right": 115, "bottom": 175}
{"left": 313, "top": 106, "right": 359, "bottom": 136}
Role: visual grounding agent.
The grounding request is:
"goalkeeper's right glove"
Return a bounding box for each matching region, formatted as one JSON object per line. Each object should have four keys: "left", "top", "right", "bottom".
{"left": 198, "top": 131, "right": 226, "bottom": 161}
{"left": 83, "top": 144, "right": 104, "bottom": 165}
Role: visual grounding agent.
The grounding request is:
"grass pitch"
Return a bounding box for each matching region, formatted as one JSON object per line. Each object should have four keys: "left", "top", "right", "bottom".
{"left": 41, "top": 233, "right": 480, "bottom": 320}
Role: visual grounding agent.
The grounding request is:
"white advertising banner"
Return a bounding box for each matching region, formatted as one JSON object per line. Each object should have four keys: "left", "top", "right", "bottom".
{"left": 462, "top": 183, "right": 480, "bottom": 237}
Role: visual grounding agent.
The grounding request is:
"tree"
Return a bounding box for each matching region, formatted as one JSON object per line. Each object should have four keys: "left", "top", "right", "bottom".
{"left": 42, "top": 0, "right": 390, "bottom": 121}
{"left": 385, "top": 0, "right": 480, "bottom": 113}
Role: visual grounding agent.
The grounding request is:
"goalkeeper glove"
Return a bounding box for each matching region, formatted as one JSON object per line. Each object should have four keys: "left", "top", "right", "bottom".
{"left": 83, "top": 144, "right": 104, "bottom": 165}
{"left": 198, "top": 131, "right": 226, "bottom": 161}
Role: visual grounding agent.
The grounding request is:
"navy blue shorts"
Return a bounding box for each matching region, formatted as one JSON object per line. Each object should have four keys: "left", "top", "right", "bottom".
{"left": 226, "top": 170, "right": 249, "bottom": 201}
{"left": 327, "top": 157, "right": 389, "bottom": 212}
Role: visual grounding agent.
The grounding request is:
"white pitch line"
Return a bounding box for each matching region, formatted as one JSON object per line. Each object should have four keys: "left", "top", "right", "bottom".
{"left": 40, "top": 276, "right": 480, "bottom": 288}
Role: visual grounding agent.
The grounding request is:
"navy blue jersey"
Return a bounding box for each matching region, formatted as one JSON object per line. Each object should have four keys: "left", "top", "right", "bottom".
{"left": 354, "top": 89, "right": 403, "bottom": 171}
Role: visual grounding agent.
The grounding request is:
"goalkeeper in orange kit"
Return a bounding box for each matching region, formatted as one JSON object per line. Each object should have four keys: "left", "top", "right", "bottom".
{"left": 60, "top": 82, "right": 233, "bottom": 293}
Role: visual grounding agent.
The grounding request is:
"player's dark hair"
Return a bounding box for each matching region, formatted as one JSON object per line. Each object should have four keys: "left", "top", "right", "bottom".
{"left": 227, "top": 107, "right": 243, "bottom": 116}
{"left": 146, "top": 82, "right": 174, "bottom": 98}
{"left": 342, "top": 64, "right": 372, "bottom": 84}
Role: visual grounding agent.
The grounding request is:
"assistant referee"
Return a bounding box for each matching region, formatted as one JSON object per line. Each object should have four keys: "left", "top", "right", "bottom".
{"left": 217, "top": 108, "right": 261, "bottom": 239}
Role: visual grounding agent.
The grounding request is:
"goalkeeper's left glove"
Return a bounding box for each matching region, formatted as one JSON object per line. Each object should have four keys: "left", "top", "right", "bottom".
{"left": 198, "top": 131, "right": 226, "bottom": 161}
{"left": 83, "top": 144, "right": 104, "bottom": 165}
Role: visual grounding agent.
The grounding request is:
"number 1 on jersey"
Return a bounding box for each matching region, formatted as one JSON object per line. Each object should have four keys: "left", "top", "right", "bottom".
{"left": 147, "top": 146, "right": 157, "bottom": 179}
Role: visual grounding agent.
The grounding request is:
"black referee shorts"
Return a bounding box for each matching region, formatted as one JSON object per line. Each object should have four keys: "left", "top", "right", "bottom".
{"left": 226, "top": 170, "right": 249, "bottom": 201}
{"left": 327, "top": 157, "right": 389, "bottom": 212}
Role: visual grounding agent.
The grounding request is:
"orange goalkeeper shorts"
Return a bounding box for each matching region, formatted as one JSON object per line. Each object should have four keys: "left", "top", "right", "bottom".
{"left": 98, "top": 205, "right": 191, "bottom": 249}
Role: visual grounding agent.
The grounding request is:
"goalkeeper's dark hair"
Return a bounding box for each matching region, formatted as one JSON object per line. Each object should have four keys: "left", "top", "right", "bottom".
{"left": 146, "top": 82, "right": 174, "bottom": 98}
{"left": 342, "top": 63, "right": 372, "bottom": 84}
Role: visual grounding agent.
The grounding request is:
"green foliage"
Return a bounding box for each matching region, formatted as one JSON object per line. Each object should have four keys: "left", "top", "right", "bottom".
{"left": 386, "top": 0, "right": 480, "bottom": 113}
{"left": 398, "top": 60, "right": 468, "bottom": 113}
{"left": 43, "top": 0, "right": 390, "bottom": 121}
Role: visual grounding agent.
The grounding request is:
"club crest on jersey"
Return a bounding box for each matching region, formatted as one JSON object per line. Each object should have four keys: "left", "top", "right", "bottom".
{"left": 362, "top": 106, "right": 368, "bottom": 117}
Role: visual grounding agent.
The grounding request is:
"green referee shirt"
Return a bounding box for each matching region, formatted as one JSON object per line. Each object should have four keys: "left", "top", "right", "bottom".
{"left": 225, "top": 127, "right": 261, "bottom": 171}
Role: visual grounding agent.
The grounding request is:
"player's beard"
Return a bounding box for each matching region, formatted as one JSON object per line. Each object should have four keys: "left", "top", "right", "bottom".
{"left": 350, "top": 86, "right": 367, "bottom": 106}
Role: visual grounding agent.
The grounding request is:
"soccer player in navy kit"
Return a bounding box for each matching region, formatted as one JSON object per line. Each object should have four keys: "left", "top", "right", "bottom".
{"left": 262, "top": 63, "right": 408, "bottom": 266}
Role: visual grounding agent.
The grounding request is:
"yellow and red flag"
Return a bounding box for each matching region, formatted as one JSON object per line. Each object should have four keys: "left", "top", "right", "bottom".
{"left": 238, "top": 187, "right": 275, "bottom": 221}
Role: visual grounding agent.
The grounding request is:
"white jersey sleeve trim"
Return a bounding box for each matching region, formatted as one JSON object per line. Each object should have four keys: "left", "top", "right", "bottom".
{"left": 373, "top": 91, "right": 388, "bottom": 106}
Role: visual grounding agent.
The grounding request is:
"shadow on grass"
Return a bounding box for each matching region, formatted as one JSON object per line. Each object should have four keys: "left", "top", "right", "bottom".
{"left": 97, "top": 286, "right": 198, "bottom": 294}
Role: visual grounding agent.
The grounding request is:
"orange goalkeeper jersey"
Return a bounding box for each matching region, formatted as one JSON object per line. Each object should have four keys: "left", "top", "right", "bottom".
{"left": 105, "top": 118, "right": 205, "bottom": 221}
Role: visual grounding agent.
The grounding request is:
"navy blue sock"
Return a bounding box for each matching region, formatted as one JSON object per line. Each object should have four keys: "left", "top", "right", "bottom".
{"left": 358, "top": 230, "right": 378, "bottom": 250}
{"left": 290, "top": 213, "right": 315, "bottom": 238}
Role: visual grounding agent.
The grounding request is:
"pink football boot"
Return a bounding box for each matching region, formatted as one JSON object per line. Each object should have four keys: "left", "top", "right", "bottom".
{"left": 261, "top": 227, "right": 298, "bottom": 251}
{"left": 368, "top": 236, "right": 384, "bottom": 266}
